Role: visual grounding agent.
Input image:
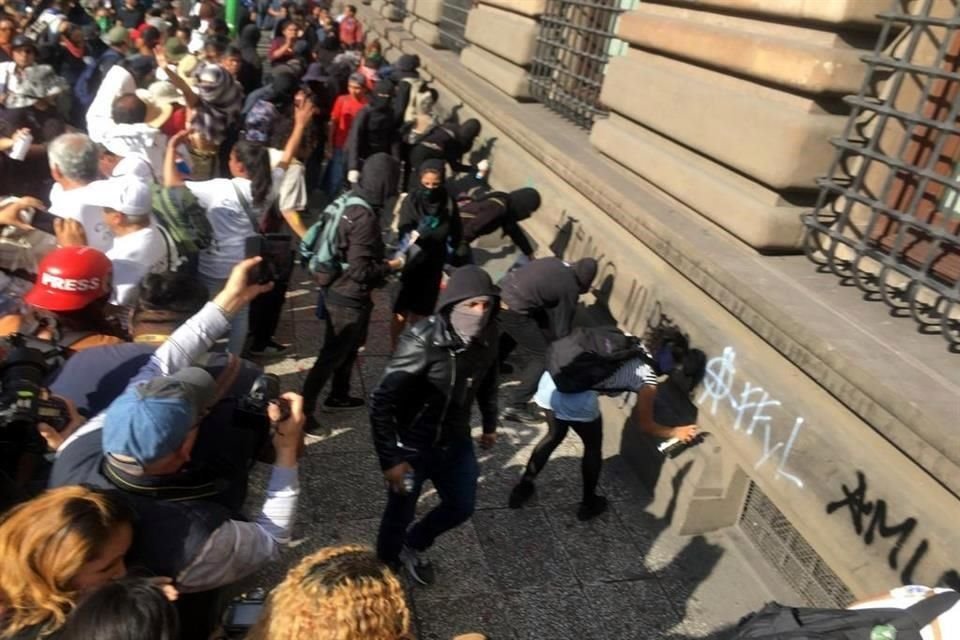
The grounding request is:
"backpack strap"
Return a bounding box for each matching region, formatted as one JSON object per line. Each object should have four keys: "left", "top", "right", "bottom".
{"left": 890, "top": 591, "right": 959, "bottom": 633}
{"left": 231, "top": 181, "right": 261, "bottom": 234}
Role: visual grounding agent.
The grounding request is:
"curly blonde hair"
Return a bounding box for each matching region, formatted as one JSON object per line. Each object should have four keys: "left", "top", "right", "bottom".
{"left": 0, "top": 486, "right": 134, "bottom": 639}
{"left": 246, "top": 545, "right": 414, "bottom": 640}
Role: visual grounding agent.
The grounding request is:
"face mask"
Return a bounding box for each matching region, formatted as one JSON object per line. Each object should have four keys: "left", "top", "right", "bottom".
{"left": 450, "top": 297, "right": 491, "bottom": 345}
{"left": 421, "top": 186, "right": 441, "bottom": 203}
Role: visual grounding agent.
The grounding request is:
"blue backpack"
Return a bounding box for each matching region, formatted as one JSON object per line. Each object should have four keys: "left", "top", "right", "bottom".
{"left": 74, "top": 49, "right": 122, "bottom": 110}
{"left": 298, "top": 193, "right": 371, "bottom": 286}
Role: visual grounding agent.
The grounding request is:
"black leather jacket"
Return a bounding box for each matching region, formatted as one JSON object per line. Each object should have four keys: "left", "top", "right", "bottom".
{"left": 370, "top": 314, "right": 499, "bottom": 470}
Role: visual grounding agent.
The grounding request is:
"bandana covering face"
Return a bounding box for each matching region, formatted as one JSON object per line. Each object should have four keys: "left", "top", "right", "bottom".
{"left": 450, "top": 296, "right": 493, "bottom": 346}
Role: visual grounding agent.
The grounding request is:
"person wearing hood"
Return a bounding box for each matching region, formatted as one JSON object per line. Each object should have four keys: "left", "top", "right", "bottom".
{"left": 370, "top": 264, "right": 500, "bottom": 585}
{"left": 457, "top": 187, "right": 541, "bottom": 262}
{"left": 344, "top": 77, "right": 398, "bottom": 185}
{"left": 497, "top": 256, "right": 599, "bottom": 425}
{"left": 301, "top": 154, "right": 405, "bottom": 431}
{"left": 235, "top": 23, "right": 263, "bottom": 91}
{"left": 391, "top": 159, "right": 464, "bottom": 345}
{"left": 405, "top": 118, "right": 481, "bottom": 192}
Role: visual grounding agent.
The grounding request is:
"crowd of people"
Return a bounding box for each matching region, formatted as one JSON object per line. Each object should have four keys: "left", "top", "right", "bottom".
{"left": 0, "top": 0, "right": 707, "bottom": 639}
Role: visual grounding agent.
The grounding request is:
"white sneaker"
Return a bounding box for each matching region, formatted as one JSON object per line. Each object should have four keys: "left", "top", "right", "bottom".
{"left": 399, "top": 544, "right": 435, "bottom": 585}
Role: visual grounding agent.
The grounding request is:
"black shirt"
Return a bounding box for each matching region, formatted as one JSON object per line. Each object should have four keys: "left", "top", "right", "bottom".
{"left": 116, "top": 4, "right": 146, "bottom": 28}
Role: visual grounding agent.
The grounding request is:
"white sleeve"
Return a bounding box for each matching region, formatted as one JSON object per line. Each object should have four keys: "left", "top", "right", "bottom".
{"left": 174, "top": 465, "right": 300, "bottom": 593}
{"left": 183, "top": 179, "right": 224, "bottom": 211}
{"left": 144, "top": 301, "right": 231, "bottom": 378}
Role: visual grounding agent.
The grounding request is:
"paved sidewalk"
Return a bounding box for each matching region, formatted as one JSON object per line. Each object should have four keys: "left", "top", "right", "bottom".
{"left": 243, "top": 266, "right": 790, "bottom": 640}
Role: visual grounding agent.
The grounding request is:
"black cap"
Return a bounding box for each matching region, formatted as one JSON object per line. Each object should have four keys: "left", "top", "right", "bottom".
{"left": 11, "top": 35, "right": 37, "bottom": 51}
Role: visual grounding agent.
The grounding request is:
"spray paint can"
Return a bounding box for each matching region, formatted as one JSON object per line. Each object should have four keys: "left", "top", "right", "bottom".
{"left": 7, "top": 131, "right": 32, "bottom": 162}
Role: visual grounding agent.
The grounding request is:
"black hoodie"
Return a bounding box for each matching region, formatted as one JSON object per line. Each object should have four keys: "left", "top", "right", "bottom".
{"left": 326, "top": 154, "right": 401, "bottom": 308}
{"left": 370, "top": 265, "right": 500, "bottom": 469}
{"left": 499, "top": 257, "right": 597, "bottom": 339}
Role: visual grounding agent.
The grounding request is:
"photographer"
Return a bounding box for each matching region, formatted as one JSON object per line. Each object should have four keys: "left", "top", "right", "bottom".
{"left": 49, "top": 271, "right": 264, "bottom": 511}
{"left": 0, "top": 245, "right": 126, "bottom": 351}
{"left": 48, "top": 259, "right": 306, "bottom": 598}
{"left": 0, "top": 486, "right": 136, "bottom": 640}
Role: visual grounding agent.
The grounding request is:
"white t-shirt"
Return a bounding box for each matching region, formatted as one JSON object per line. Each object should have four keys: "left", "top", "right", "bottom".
{"left": 186, "top": 177, "right": 263, "bottom": 280}
{"left": 86, "top": 65, "right": 136, "bottom": 144}
{"left": 106, "top": 226, "right": 167, "bottom": 306}
{"left": 48, "top": 183, "right": 114, "bottom": 253}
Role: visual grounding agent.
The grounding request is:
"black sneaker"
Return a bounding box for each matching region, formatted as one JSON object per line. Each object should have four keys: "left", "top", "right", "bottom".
{"left": 500, "top": 405, "right": 544, "bottom": 425}
{"left": 399, "top": 545, "right": 435, "bottom": 586}
{"left": 304, "top": 415, "right": 327, "bottom": 436}
{"left": 577, "top": 495, "right": 609, "bottom": 521}
{"left": 322, "top": 396, "right": 365, "bottom": 411}
{"left": 508, "top": 479, "right": 535, "bottom": 509}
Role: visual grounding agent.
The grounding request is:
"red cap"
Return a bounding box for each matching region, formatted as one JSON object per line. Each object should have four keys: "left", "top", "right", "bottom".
{"left": 24, "top": 246, "right": 113, "bottom": 312}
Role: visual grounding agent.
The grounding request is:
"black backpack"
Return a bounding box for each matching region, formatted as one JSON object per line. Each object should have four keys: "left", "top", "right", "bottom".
{"left": 733, "top": 591, "right": 959, "bottom": 640}
{"left": 546, "top": 326, "right": 651, "bottom": 393}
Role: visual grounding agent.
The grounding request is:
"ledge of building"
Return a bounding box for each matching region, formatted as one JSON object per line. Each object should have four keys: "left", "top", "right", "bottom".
{"left": 359, "top": 7, "right": 960, "bottom": 499}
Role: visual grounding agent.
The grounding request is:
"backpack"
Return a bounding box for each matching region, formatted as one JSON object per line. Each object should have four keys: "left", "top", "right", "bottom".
{"left": 298, "top": 193, "right": 371, "bottom": 286}
{"left": 733, "top": 591, "right": 959, "bottom": 640}
{"left": 150, "top": 185, "right": 214, "bottom": 274}
{"left": 546, "top": 326, "right": 651, "bottom": 393}
{"left": 397, "top": 77, "right": 435, "bottom": 124}
{"left": 74, "top": 48, "right": 122, "bottom": 110}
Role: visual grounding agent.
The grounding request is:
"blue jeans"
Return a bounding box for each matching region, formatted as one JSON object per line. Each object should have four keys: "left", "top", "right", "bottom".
{"left": 376, "top": 438, "right": 479, "bottom": 563}
{"left": 200, "top": 274, "right": 249, "bottom": 355}
{"left": 321, "top": 148, "right": 347, "bottom": 198}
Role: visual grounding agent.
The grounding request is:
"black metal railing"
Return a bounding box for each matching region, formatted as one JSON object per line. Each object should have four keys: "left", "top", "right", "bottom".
{"left": 804, "top": 0, "right": 960, "bottom": 348}
{"left": 529, "top": 0, "right": 627, "bottom": 129}
{"left": 438, "top": 0, "right": 471, "bottom": 52}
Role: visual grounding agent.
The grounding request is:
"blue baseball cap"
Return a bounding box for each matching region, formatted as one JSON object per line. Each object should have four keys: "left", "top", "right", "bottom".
{"left": 103, "top": 368, "right": 217, "bottom": 466}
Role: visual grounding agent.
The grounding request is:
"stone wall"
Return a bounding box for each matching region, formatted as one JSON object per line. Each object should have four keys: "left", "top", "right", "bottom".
{"left": 459, "top": 2, "right": 543, "bottom": 99}
{"left": 591, "top": 0, "right": 888, "bottom": 252}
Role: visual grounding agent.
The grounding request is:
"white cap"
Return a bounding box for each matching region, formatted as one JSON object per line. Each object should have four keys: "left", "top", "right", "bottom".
{"left": 86, "top": 177, "right": 153, "bottom": 217}
{"left": 112, "top": 156, "right": 155, "bottom": 182}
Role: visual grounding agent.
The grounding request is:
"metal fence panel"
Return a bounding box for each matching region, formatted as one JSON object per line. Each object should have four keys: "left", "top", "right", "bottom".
{"left": 438, "top": 0, "right": 472, "bottom": 52}
{"left": 529, "top": 0, "right": 627, "bottom": 129}
{"left": 804, "top": 0, "right": 960, "bottom": 347}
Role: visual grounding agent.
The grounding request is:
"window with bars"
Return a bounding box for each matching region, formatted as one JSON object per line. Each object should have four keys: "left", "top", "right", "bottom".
{"left": 804, "top": 0, "right": 960, "bottom": 348}
{"left": 438, "top": 0, "right": 472, "bottom": 52}
{"left": 529, "top": 0, "right": 630, "bottom": 129}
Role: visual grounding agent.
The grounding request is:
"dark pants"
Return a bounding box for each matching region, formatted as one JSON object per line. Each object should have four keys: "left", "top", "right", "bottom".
{"left": 498, "top": 308, "right": 550, "bottom": 408}
{"left": 301, "top": 301, "right": 371, "bottom": 415}
{"left": 524, "top": 412, "right": 603, "bottom": 503}
{"left": 377, "top": 438, "right": 479, "bottom": 563}
{"left": 248, "top": 263, "right": 292, "bottom": 351}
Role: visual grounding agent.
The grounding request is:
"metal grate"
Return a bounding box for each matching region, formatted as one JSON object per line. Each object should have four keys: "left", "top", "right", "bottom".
{"left": 804, "top": 0, "right": 960, "bottom": 348}
{"left": 740, "top": 482, "right": 855, "bottom": 608}
{"left": 529, "top": 0, "right": 628, "bottom": 129}
{"left": 438, "top": 0, "right": 471, "bottom": 52}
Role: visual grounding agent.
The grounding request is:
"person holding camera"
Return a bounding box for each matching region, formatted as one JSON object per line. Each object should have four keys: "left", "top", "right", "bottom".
{"left": 48, "top": 258, "right": 306, "bottom": 598}
{"left": 0, "top": 245, "right": 126, "bottom": 351}
{"left": 370, "top": 265, "right": 500, "bottom": 586}
{"left": 0, "top": 486, "right": 136, "bottom": 640}
{"left": 48, "top": 271, "right": 265, "bottom": 512}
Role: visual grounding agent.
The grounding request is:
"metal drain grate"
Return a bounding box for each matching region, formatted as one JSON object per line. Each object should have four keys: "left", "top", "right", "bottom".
{"left": 739, "top": 482, "right": 854, "bottom": 608}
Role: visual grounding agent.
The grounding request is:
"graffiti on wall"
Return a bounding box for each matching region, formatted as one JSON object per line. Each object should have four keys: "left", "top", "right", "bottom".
{"left": 826, "top": 471, "right": 960, "bottom": 589}
{"left": 697, "top": 347, "right": 805, "bottom": 489}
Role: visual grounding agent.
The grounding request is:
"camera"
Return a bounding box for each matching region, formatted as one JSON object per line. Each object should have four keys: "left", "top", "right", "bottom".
{"left": 0, "top": 334, "right": 70, "bottom": 458}
{"left": 238, "top": 373, "right": 290, "bottom": 423}
{"left": 221, "top": 588, "right": 267, "bottom": 637}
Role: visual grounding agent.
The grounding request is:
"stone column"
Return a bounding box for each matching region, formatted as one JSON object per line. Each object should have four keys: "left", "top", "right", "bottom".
{"left": 589, "top": 0, "right": 888, "bottom": 252}
{"left": 402, "top": 0, "right": 446, "bottom": 47}
{"left": 459, "top": 1, "right": 545, "bottom": 99}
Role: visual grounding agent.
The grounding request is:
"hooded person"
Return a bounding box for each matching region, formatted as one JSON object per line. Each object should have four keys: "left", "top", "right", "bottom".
{"left": 237, "top": 23, "right": 262, "bottom": 69}
{"left": 391, "top": 159, "right": 464, "bottom": 345}
{"left": 456, "top": 187, "right": 541, "bottom": 263}
{"left": 370, "top": 264, "right": 500, "bottom": 585}
{"left": 345, "top": 78, "right": 399, "bottom": 183}
{"left": 497, "top": 256, "right": 599, "bottom": 424}
{"left": 405, "top": 118, "right": 482, "bottom": 192}
{"left": 300, "top": 154, "right": 404, "bottom": 430}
